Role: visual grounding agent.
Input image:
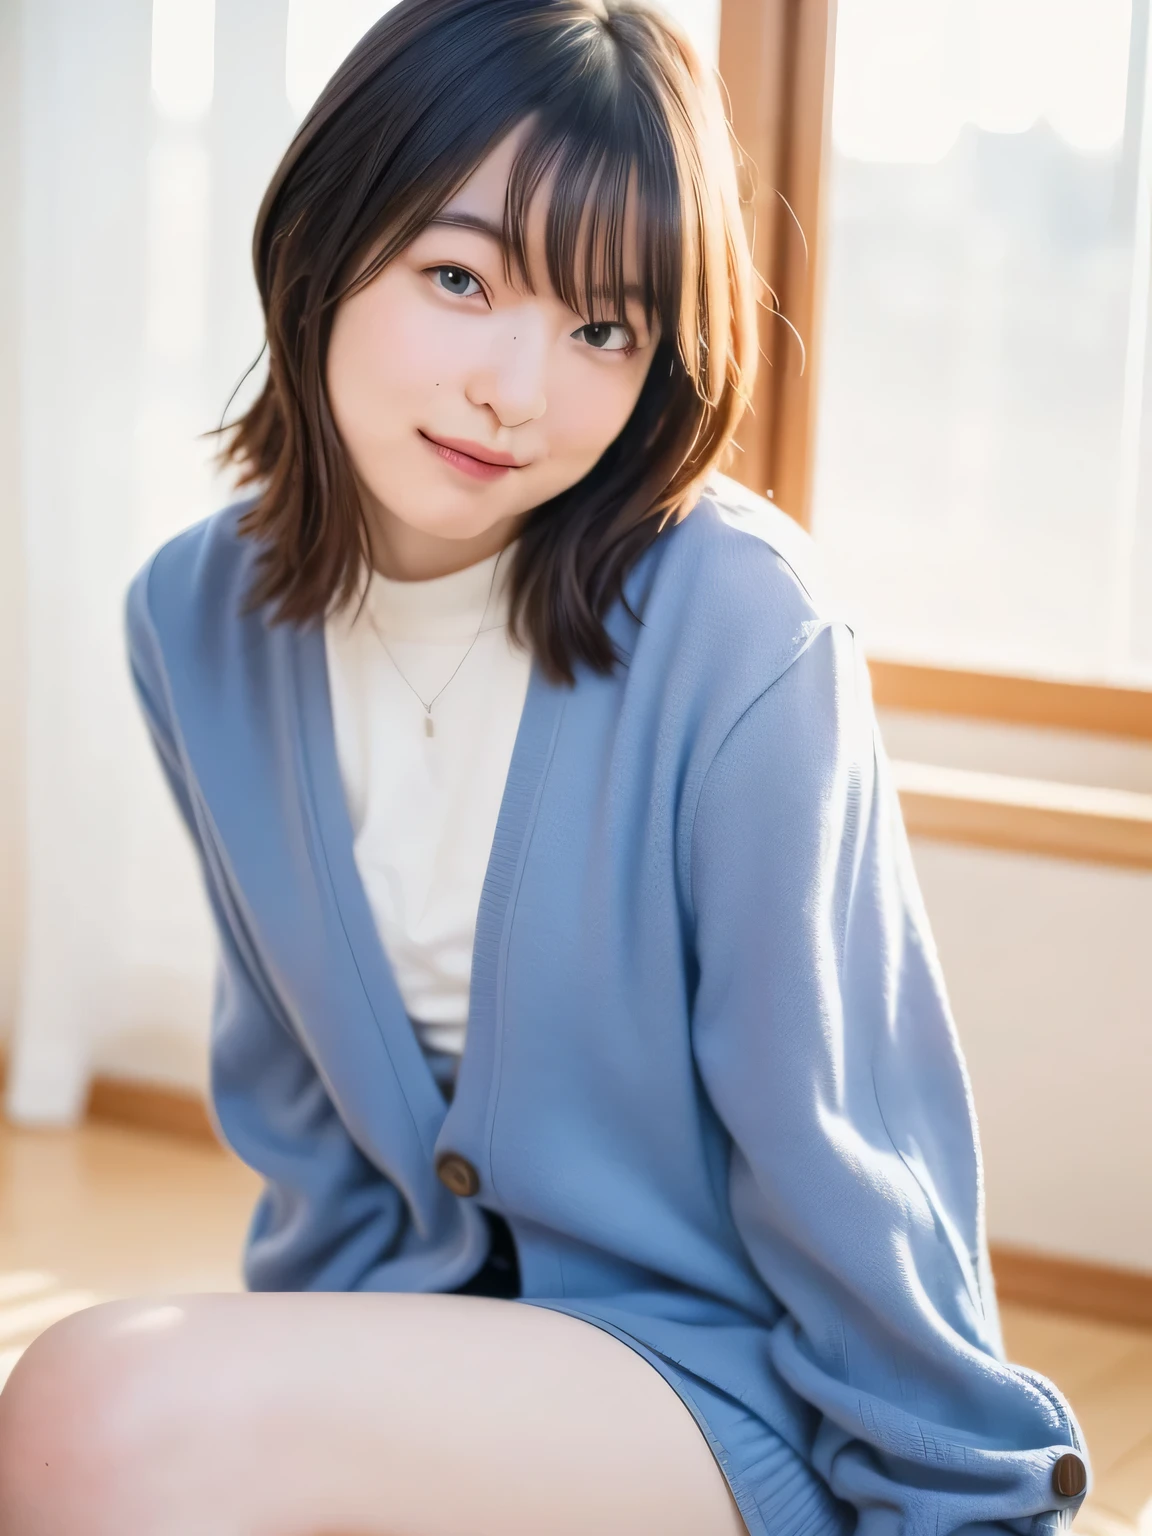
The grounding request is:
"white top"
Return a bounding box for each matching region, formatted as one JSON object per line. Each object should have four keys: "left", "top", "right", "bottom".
{"left": 324, "top": 548, "right": 532, "bottom": 1057}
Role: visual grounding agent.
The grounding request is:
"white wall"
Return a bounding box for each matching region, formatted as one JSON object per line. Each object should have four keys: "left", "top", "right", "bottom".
{"left": 880, "top": 708, "right": 1152, "bottom": 1273}
{"left": 912, "top": 839, "right": 1152, "bottom": 1273}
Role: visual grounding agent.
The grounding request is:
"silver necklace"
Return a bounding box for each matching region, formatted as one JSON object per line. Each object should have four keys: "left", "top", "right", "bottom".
{"left": 365, "top": 548, "right": 505, "bottom": 738}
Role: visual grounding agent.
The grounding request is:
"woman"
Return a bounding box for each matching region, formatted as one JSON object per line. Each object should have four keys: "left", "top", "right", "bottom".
{"left": 0, "top": 2, "right": 1088, "bottom": 1533}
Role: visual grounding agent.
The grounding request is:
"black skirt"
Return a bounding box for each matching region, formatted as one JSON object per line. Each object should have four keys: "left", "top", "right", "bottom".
{"left": 449, "top": 1207, "right": 521, "bottom": 1299}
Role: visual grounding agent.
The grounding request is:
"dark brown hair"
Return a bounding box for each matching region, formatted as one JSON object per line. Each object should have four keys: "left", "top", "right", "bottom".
{"left": 221, "top": 0, "right": 757, "bottom": 682}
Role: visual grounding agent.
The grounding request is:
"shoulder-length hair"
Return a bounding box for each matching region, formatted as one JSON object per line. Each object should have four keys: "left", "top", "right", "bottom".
{"left": 222, "top": 0, "right": 758, "bottom": 682}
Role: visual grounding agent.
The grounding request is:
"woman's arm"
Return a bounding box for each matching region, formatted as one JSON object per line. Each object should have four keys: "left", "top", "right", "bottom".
{"left": 124, "top": 565, "right": 409, "bottom": 1292}
{"left": 689, "top": 621, "right": 1087, "bottom": 1536}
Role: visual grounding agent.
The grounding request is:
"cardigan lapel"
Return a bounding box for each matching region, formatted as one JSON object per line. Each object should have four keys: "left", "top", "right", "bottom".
{"left": 291, "top": 619, "right": 569, "bottom": 1188}
{"left": 147, "top": 511, "right": 573, "bottom": 1227}
{"left": 164, "top": 610, "right": 448, "bottom": 1218}
{"left": 291, "top": 620, "right": 450, "bottom": 1136}
{"left": 433, "top": 654, "right": 568, "bottom": 1184}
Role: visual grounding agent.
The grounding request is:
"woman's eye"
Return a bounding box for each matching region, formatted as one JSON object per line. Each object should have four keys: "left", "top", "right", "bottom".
{"left": 576, "top": 322, "right": 635, "bottom": 353}
{"left": 430, "top": 266, "right": 482, "bottom": 298}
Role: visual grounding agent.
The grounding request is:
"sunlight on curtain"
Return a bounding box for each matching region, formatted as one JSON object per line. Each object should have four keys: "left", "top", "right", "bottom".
{"left": 285, "top": 0, "right": 400, "bottom": 119}
{"left": 6, "top": 0, "right": 292, "bottom": 1123}
{"left": 151, "top": 0, "right": 216, "bottom": 121}
{"left": 145, "top": 142, "right": 211, "bottom": 363}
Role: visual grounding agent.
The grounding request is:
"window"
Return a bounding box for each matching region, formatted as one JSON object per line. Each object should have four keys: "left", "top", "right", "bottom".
{"left": 811, "top": 0, "right": 1150, "bottom": 687}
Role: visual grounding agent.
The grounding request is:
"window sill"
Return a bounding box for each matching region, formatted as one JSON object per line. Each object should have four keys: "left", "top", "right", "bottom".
{"left": 893, "top": 760, "right": 1152, "bottom": 870}
{"left": 871, "top": 660, "right": 1152, "bottom": 742}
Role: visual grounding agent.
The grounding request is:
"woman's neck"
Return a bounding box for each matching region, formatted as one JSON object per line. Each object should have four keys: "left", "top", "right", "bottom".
{"left": 365, "top": 496, "right": 523, "bottom": 583}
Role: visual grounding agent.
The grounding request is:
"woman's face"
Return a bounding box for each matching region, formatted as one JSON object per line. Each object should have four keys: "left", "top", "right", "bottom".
{"left": 326, "top": 119, "right": 661, "bottom": 579}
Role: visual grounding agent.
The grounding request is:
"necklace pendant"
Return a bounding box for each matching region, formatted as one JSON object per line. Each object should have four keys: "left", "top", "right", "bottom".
{"left": 424, "top": 713, "right": 435, "bottom": 738}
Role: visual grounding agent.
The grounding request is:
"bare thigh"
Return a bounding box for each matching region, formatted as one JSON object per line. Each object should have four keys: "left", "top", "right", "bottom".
{"left": 0, "top": 1291, "right": 749, "bottom": 1536}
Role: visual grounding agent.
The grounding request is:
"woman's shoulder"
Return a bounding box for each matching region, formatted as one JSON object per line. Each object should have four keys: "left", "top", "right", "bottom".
{"left": 636, "top": 472, "right": 844, "bottom": 697}
{"left": 690, "top": 472, "right": 830, "bottom": 612}
{"left": 126, "top": 498, "right": 263, "bottom": 658}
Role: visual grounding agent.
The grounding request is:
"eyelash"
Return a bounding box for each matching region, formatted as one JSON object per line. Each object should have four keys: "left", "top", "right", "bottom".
{"left": 425, "top": 265, "right": 637, "bottom": 356}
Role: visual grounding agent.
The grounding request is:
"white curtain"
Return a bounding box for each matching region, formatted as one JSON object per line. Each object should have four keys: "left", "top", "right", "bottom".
{"left": 5, "top": 0, "right": 294, "bottom": 1121}
{"left": 4, "top": 0, "right": 719, "bottom": 1125}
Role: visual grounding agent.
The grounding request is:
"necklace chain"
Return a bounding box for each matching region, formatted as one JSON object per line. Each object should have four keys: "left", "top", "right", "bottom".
{"left": 365, "top": 548, "right": 505, "bottom": 737}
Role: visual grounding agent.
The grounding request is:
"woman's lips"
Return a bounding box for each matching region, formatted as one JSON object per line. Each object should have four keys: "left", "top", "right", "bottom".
{"left": 419, "top": 431, "right": 519, "bottom": 482}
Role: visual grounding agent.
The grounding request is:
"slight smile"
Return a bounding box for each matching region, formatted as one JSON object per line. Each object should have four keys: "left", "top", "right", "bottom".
{"left": 418, "top": 430, "right": 528, "bottom": 482}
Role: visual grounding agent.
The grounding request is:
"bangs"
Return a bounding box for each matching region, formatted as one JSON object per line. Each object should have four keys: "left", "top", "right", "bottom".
{"left": 499, "top": 101, "right": 683, "bottom": 348}
{"left": 317, "top": 5, "right": 723, "bottom": 399}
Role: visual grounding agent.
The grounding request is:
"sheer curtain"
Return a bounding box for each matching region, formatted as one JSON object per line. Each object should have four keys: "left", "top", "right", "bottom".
{"left": 5, "top": 0, "right": 294, "bottom": 1122}
{"left": 3, "top": 0, "right": 720, "bottom": 1125}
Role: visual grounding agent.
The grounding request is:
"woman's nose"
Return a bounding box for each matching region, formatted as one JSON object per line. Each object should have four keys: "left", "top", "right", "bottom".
{"left": 465, "top": 313, "right": 548, "bottom": 428}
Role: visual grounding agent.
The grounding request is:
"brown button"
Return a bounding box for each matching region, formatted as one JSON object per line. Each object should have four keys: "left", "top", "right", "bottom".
{"left": 1052, "top": 1453, "right": 1087, "bottom": 1499}
{"left": 435, "top": 1151, "right": 479, "bottom": 1198}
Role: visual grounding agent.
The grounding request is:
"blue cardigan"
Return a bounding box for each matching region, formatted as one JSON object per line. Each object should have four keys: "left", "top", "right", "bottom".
{"left": 126, "top": 477, "right": 1086, "bottom": 1536}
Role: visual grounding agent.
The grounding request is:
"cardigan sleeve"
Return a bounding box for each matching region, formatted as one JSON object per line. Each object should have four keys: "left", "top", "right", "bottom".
{"left": 125, "top": 566, "right": 409, "bottom": 1292}
{"left": 689, "top": 621, "right": 1088, "bottom": 1536}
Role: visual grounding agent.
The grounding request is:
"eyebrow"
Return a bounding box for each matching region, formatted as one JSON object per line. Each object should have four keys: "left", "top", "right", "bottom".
{"left": 426, "top": 211, "right": 646, "bottom": 303}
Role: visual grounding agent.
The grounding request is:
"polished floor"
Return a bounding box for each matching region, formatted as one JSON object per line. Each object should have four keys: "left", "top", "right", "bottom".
{"left": 0, "top": 1116, "right": 1148, "bottom": 1534}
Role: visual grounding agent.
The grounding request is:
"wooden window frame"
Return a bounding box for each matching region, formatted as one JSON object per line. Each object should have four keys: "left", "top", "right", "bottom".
{"left": 718, "top": 0, "right": 1152, "bottom": 743}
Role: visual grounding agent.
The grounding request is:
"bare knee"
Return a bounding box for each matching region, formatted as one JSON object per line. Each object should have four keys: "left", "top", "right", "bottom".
{"left": 0, "top": 1298, "right": 191, "bottom": 1535}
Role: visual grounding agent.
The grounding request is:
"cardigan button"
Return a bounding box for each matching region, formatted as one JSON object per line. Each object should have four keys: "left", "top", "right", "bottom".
{"left": 1052, "top": 1453, "right": 1087, "bottom": 1499}
{"left": 435, "top": 1151, "right": 480, "bottom": 1198}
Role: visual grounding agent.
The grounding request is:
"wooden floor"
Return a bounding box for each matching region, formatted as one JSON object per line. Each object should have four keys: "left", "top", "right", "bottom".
{"left": 0, "top": 1117, "right": 1149, "bottom": 1534}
